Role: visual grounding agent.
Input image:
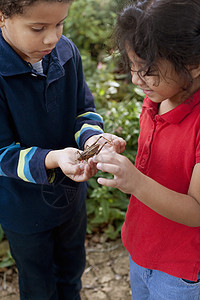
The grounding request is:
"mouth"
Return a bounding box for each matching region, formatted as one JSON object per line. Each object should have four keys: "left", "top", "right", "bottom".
{"left": 142, "top": 89, "right": 154, "bottom": 96}
{"left": 39, "top": 49, "right": 53, "bottom": 55}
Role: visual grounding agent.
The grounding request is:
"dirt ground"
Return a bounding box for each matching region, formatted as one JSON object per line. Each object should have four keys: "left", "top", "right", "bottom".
{"left": 0, "top": 236, "right": 132, "bottom": 300}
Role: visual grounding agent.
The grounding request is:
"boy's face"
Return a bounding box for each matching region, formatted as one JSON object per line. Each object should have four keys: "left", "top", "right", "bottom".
{"left": 0, "top": 1, "right": 70, "bottom": 64}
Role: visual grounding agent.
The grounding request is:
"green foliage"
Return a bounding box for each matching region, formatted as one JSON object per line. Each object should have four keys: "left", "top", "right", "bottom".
{"left": 0, "top": 251, "right": 15, "bottom": 268}
{"left": 86, "top": 179, "right": 129, "bottom": 239}
{"left": 86, "top": 94, "right": 142, "bottom": 239}
{"left": 84, "top": 54, "right": 119, "bottom": 109}
{"left": 100, "top": 88, "right": 143, "bottom": 160}
{"left": 0, "top": 225, "right": 4, "bottom": 242}
{"left": 64, "top": 0, "right": 122, "bottom": 110}
{"left": 64, "top": 0, "right": 120, "bottom": 58}
{"left": 0, "top": 226, "right": 15, "bottom": 268}
{"left": 64, "top": 0, "right": 144, "bottom": 239}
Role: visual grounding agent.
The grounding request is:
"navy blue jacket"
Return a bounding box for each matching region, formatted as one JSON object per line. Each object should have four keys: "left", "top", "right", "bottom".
{"left": 0, "top": 32, "right": 104, "bottom": 233}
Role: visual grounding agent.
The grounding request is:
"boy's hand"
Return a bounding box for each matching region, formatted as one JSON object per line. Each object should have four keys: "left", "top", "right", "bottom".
{"left": 45, "top": 148, "right": 98, "bottom": 182}
{"left": 84, "top": 133, "right": 126, "bottom": 154}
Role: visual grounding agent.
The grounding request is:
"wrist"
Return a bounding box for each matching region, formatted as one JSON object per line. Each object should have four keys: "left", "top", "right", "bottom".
{"left": 131, "top": 167, "right": 145, "bottom": 197}
{"left": 45, "top": 150, "right": 61, "bottom": 170}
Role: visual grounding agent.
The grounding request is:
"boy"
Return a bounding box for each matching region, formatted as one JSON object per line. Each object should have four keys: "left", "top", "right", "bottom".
{"left": 0, "top": 0, "right": 125, "bottom": 299}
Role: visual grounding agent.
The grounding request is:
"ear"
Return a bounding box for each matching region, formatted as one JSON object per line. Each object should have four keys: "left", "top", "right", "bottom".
{"left": 189, "top": 65, "right": 200, "bottom": 79}
{"left": 0, "top": 12, "right": 5, "bottom": 28}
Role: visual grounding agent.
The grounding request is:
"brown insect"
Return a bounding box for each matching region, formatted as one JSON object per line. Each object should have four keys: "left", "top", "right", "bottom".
{"left": 76, "top": 136, "right": 113, "bottom": 162}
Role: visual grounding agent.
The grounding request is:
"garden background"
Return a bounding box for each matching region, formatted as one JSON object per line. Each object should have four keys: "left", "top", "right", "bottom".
{"left": 0, "top": 0, "right": 143, "bottom": 267}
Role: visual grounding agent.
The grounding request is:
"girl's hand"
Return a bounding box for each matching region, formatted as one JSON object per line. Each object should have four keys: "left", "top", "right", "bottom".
{"left": 84, "top": 133, "right": 126, "bottom": 154}
{"left": 90, "top": 150, "right": 140, "bottom": 195}
{"left": 92, "top": 151, "right": 200, "bottom": 227}
{"left": 45, "top": 148, "right": 98, "bottom": 182}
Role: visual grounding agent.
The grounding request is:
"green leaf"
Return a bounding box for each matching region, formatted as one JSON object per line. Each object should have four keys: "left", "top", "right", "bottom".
{"left": 0, "top": 225, "right": 4, "bottom": 242}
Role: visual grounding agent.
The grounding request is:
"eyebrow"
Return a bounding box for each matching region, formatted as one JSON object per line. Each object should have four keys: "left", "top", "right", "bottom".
{"left": 29, "top": 16, "right": 67, "bottom": 25}
{"left": 129, "top": 60, "right": 145, "bottom": 70}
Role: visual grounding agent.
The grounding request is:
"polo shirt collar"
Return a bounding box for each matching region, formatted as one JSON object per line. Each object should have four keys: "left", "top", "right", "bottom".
{"left": 143, "top": 88, "right": 200, "bottom": 124}
{"left": 0, "top": 31, "right": 73, "bottom": 76}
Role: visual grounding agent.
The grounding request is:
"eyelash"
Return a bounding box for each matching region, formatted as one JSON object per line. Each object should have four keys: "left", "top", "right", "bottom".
{"left": 129, "top": 62, "right": 158, "bottom": 78}
{"left": 31, "top": 23, "right": 64, "bottom": 32}
{"left": 32, "top": 28, "right": 43, "bottom": 32}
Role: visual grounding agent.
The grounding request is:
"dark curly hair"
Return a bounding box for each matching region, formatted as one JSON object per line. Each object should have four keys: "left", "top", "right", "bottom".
{"left": 115, "top": 0, "right": 200, "bottom": 88}
{"left": 0, "top": 0, "right": 73, "bottom": 17}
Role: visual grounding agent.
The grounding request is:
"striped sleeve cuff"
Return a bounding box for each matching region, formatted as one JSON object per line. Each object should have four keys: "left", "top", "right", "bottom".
{"left": 75, "top": 112, "right": 104, "bottom": 149}
{"left": 0, "top": 143, "right": 51, "bottom": 185}
{"left": 75, "top": 123, "right": 104, "bottom": 148}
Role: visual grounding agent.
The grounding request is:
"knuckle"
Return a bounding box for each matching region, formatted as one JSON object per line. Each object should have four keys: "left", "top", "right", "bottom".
{"left": 112, "top": 180, "right": 118, "bottom": 188}
{"left": 116, "top": 165, "right": 121, "bottom": 173}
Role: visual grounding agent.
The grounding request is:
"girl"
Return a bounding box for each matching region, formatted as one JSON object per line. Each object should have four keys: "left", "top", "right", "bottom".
{"left": 92, "top": 0, "right": 200, "bottom": 299}
{"left": 0, "top": 0, "right": 125, "bottom": 299}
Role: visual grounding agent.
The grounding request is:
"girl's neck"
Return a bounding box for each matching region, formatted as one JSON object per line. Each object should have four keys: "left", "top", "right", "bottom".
{"left": 158, "top": 76, "right": 200, "bottom": 115}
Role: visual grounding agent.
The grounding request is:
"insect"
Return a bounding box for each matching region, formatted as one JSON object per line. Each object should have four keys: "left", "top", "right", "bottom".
{"left": 76, "top": 136, "right": 113, "bottom": 162}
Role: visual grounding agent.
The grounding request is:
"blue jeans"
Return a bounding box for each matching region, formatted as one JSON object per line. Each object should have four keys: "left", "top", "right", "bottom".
{"left": 2, "top": 202, "right": 87, "bottom": 300}
{"left": 129, "top": 256, "right": 200, "bottom": 300}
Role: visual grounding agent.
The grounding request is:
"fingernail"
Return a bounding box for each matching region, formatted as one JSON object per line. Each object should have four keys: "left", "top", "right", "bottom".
{"left": 97, "top": 178, "right": 103, "bottom": 184}
{"left": 97, "top": 163, "right": 102, "bottom": 170}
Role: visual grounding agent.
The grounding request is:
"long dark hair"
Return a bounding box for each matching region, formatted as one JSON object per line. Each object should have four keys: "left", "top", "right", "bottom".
{"left": 115, "top": 0, "right": 200, "bottom": 87}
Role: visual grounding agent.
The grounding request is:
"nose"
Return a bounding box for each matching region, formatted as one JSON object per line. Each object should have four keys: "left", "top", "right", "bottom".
{"left": 131, "top": 71, "right": 145, "bottom": 86}
{"left": 43, "top": 29, "right": 59, "bottom": 46}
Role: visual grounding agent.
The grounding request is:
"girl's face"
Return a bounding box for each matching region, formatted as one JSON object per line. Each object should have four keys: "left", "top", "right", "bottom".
{"left": 127, "top": 48, "right": 200, "bottom": 106}
{"left": 0, "top": 1, "right": 71, "bottom": 64}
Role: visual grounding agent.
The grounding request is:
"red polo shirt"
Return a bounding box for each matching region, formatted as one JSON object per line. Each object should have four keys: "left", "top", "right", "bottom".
{"left": 121, "top": 89, "right": 200, "bottom": 281}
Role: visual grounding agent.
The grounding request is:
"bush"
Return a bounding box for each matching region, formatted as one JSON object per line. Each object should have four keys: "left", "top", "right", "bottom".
{"left": 0, "top": 225, "right": 15, "bottom": 268}
{"left": 86, "top": 93, "right": 143, "bottom": 239}
{"left": 64, "top": 0, "right": 120, "bottom": 58}
{"left": 64, "top": 0, "right": 121, "bottom": 110}
{"left": 64, "top": 0, "right": 144, "bottom": 239}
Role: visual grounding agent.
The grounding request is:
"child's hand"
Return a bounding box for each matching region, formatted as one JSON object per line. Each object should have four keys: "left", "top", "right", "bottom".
{"left": 84, "top": 133, "right": 126, "bottom": 154}
{"left": 45, "top": 148, "right": 98, "bottom": 182}
{"left": 91, "top": 150, "right": 141, "bottom": 195}
{"left": 59, "top": 149, "right": 98, "bottom": 182}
